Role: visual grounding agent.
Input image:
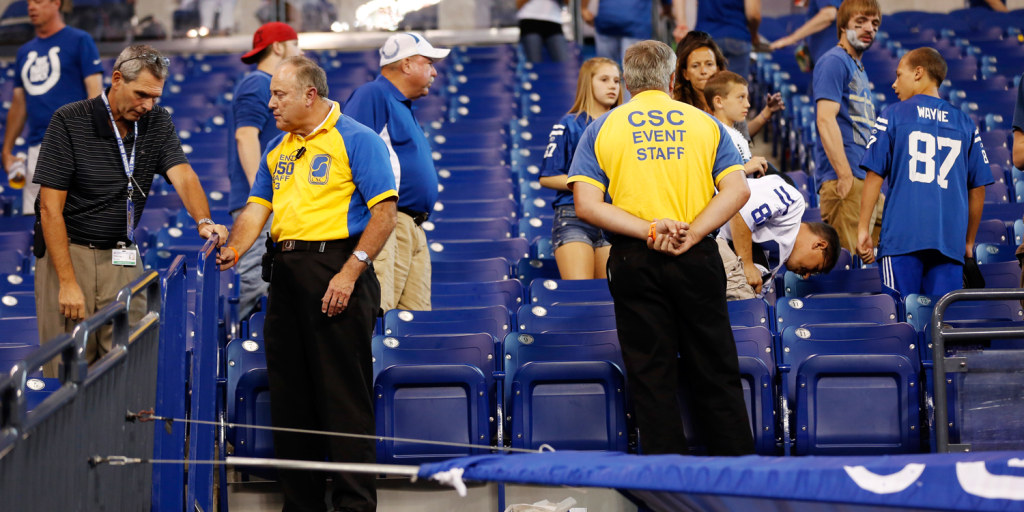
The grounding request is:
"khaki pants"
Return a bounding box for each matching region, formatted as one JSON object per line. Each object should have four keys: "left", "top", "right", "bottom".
{"left": 715, "top": 238, "right": 758, "bottom": 301}
{"left": 373, "top": 212, "right": 431, "bottom": 312}
{"left": 35, "top": 243, "right": 145, "bottom": 377}
{"left": 818, "top": 178, "right": 884, "bottom": 254}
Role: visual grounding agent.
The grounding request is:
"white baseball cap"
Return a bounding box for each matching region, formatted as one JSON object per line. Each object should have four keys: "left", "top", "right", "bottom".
{"left": 379, "top": 32, "right": 450, "bottom": 67}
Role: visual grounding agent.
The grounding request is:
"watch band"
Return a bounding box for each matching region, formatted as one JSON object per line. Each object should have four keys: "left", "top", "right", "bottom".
{"left": 197, "top": 217, "right": 215, "bottom": 227}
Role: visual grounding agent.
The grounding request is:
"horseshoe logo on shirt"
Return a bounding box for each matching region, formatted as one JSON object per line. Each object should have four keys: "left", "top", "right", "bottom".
{"left": 21, "top": 47, "right": 62, "bottom": 97}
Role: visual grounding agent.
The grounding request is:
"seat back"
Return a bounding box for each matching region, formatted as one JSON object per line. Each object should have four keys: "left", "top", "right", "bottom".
{"left": 503, "top": 330, "right": 627, "bottom": 451}
{"left": 780, "top": 323, "right": 921, "bottom": 455}
{"left": 383, "top": 306, "right": 511, "bottom": 340}
{"left": 371, "top": 333, "right": 496, "bottom": 463}
{"left": 528, "top": 278, "right": 611, "bottom": 305}
{"left": 727, "top": 298, "right": 772, "bottom": 329}
{"left": 516, "top": 303, "right": 617, "bottom": 332}
{"left": 775, "top": 294, "right": 898, "bottom": 331}
{"left": 224, "top": 338, "right": 274, "bottom": 475}
{"left": 784, "top": 267, "right": 883, "bottom": 296}
{"left": 431, "top": 279, "right": 524, "bottom": 311}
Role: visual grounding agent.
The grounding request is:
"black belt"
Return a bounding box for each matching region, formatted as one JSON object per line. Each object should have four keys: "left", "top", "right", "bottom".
{"left": 397, "top": 207, "right": 429, "bottom": 226}
{"left": 274, "top": 239, "right": 356, "bottom": 253}
{"left": 69, "top": 238, "right": 134, "bottom": 250}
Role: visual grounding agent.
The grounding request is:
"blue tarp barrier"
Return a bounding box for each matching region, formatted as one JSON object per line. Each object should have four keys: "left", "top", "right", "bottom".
{"left": 419, "top": 451, "right": 1024, "bottom": 511}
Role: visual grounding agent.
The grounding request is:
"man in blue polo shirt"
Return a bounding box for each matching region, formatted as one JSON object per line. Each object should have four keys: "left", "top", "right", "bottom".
{"left": 344, "top": 32, "right": 449, "bottom": 312}
{"left": 3, "top": 0, "right": 102, "bottom": 215}
{"left": 226, "top": 21, "right": 301, "bottom": 318}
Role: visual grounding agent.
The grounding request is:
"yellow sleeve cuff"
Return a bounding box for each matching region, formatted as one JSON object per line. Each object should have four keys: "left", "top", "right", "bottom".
{"left": 713, "top": 165, "right": 745, "bottom": 187}
{"left": 247, "top": 196, "right": 273, "bottom": 210}
{"left": 566, "top": 175, "right": 607, "bottom": 193}
{"left": 366, "top": 189, "right": 398, "bottom": 209}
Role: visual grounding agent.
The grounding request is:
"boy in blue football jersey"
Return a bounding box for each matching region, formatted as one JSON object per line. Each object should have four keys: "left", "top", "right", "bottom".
{"left": 856, "top": 47, "right": 992, "bottom": 299}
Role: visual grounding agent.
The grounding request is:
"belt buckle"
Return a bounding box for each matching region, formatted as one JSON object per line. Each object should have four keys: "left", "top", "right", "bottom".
{"left": 282, "top": 240, "right": 296, "bottom": 252}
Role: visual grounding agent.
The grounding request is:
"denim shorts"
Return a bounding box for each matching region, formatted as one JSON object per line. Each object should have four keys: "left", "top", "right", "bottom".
{"left": 551, "top": 204, "right": 611, "bottom": 250}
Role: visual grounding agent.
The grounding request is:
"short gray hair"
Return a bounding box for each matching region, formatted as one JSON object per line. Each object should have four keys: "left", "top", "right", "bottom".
{"left": 281, "top": 56, "right": 329, "bottom": 99}
{"left": 113, "top": 45, "right": 170, "bottom": 82}
{"left": 622, "top": 40, "right": 677, "bottom": 93}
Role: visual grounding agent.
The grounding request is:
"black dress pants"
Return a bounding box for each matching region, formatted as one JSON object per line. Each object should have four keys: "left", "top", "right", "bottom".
{"left": 264, "top": 242, "right": 379, "bottom": 512}
{"left": 607, "top": 236, "right": 754, "bottom": 456}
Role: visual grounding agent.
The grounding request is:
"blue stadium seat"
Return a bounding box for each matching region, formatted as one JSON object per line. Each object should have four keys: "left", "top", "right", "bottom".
{"left": 977, "top": 259, "right": 1022, "bottom": 288}
{"left": 421, "top": 218, "right": 514, "bottom": 242}
{"left": 974, "top": 242, "right": 1019, "bottom": 264}
{"left": 517, "top": 216, "right": 552, "bottom": 244}
{"left": 0, "top": 343, "right": 40, "bottom": 376}
{"left": 532, "top": 238, "right": 554, "bottom": 259}
{"left": 528, "top": 278, "right": 611, "bottom": 305}
{"left": 431, "top": 280, "right": 524, "bottom": 312}
{"left": 775, "top": 294, "right": 898, "bottom": 332}
{"left": 515, "top": 257, "right": 560, "bottom": 284}
{"left": 730, "top": 326, "right": 777, "bottom": 455}
{"left": 436, "top": 179, "right": 515, "bottom": 202}
{"left": 383, "top": 306, "right": 511, "bottom": 340}
{"left": 223, "top": 337, "right": 274, "bottom": 477}
{"left": 24, "top": 376, "right": 59, "bottom": 411}
{"left": 0, "top": 273, "right": 32, "bottom": 294}
{"left": 0, "top": 290, "right": 35, "bottom": 319}
{"left": 784, "top": 267, "right": 883, "bottom": 296}
{"left": 779, "top": 323, "right": 921, "bottom": 455}
{"left": 502, "top": 330, "right": 628, "bottom": 451}
{"left": 726, "top": 298, "right": 772, "bottom": 329}
{"left": 372, "top": 333, "right": 495, "bottom": 463}
{"left": 0, "top": 316, "right": 37, "bottom": 345}
{"left": 516, "top": 303, "right": 616, "bottom": 332}
{"left": 431, "top": 258, "right": 513, "bottom": 283}
{"left": 430, "top": 198, "right": 517, "bottom": 221}
{"left": 428, "top": 239, "right": 530, "bottom": 263}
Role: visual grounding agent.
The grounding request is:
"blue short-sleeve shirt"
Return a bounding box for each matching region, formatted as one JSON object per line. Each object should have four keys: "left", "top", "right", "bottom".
{"left": 807, "top": 0, "right": 842, "bottom": 65}
{"left": 812, "top": 46, "right": 876, "bottom": 185}
{"left": 859, "top": 95, "right": 992, "bottom": 262}
{"left": 227, "top": 70, "right": 280, "bottom": 212}
{"left": 1013, "top": 73, "right": 1024, "bottom": 134}
{"left": 344, "top": 75, "right": 437, "bottom": 214}
{"left": 696, "top": 0, "right": 750, "bottom": 42}
{"left": 540, "top": 113, "right": 591, "bottom": 208}
{"left": 14, "top": 26, "right": 102, "bottom": 146}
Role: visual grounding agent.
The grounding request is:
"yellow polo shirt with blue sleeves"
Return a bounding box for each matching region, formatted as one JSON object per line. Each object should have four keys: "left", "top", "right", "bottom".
{"left": 567, "top": 90, "right": 744, "bottom": 224}
{"left": 248, "top": 102, "right": 398, "bottom": 241}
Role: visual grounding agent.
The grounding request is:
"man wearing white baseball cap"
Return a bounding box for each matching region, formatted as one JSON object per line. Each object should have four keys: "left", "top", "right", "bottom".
{"left": 344, "top": 33, "right": 449, "bottom": 312}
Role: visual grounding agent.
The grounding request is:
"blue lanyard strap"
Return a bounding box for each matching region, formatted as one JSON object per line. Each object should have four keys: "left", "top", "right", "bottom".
{"left": 100, "top": 93, "right": 139, "bottom": 242}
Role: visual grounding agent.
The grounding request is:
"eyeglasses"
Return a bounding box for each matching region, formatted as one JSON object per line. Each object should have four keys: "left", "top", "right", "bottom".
{"left": 116, "top": 53, "right": 171, "bottom": 72}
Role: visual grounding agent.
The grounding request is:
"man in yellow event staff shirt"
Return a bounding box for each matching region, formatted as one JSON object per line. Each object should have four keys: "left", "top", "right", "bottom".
{"left": 568, "top": 40, "right": 755, "bottom": 456}
{"left": 217, "top": 56, "right": 396, "bottom": 512}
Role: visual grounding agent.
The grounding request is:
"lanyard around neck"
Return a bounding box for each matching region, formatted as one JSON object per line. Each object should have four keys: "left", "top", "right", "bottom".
{"left": 101, "top": 93, "right": 140, "bottom": 243}
{"left": 100, "top": 93, "right": 138, "bottom": 194}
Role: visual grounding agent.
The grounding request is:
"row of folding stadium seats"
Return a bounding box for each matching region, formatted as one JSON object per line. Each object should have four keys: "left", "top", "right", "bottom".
{"left": 224, "top": 271, "right": 1024, "bottom": 463}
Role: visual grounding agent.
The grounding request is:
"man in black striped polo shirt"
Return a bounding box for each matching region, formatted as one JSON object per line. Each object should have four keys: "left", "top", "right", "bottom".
{"left": 33, "top": 45, "right": 229, "bottom": 377}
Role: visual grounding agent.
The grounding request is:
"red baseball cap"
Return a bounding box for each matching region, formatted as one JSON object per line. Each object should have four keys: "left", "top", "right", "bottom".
{"left": 241, "top": 22, "right": 298, "bottom": 64}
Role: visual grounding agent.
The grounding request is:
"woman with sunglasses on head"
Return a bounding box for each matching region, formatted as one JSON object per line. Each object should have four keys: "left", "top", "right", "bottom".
{"left": 539, "top": 57, "right": 622, "bottom": 279}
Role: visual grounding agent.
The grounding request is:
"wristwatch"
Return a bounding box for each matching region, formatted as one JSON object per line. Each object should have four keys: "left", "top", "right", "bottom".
{"left": 197, "top": 217, "right": 215, "bottom": 227}
{"left": 352, "top": 250, "right": 371, "bottom": 265}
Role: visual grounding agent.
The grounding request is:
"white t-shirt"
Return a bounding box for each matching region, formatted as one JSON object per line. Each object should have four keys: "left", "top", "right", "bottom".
{"left": 723, "top": 123, "right": 752, "bottom": 162}
{"left": 517, "top": 0, "right": 564, "bottom": 23}
{"left": 718, "top": 174, "right": 804, "bottom": 274}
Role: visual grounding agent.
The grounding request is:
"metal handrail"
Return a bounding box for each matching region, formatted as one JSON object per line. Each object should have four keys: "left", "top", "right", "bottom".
{"left": 930, "top": 287, "right": 1024, "bottom": 452}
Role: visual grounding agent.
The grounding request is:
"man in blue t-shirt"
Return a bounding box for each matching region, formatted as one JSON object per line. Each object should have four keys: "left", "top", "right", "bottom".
{"left": 769, "top": 0, "right": 841, "bottom": 68}
{"left": 226, "top": 22, "right": 301, "bottom": 318}
{"left": 581, "top": 0, "right": 652, "bottom": 66}
{"left": 344, "top": 32, "right": 449, "bottom": 312}
{"left": 3, "top": 0, "right": 101, "bottom": 215}
{"left": 812, "top": 0, "right": 883, "bottom": 253}
{"left": 857, "top": 47, "right": 992, "bottom": 300}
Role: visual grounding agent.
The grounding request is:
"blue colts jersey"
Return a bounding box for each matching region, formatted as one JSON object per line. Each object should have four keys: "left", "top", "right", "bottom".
{"left": 859, "top": 95, "right": 993, "bottom": 263}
